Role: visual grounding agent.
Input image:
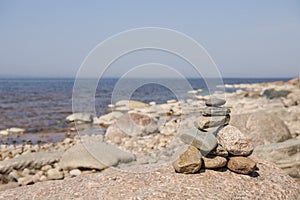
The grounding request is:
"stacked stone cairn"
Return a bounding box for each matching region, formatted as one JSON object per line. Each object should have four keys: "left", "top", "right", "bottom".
{"left": 173, "top": 97, "right": 257, "bottom": 175}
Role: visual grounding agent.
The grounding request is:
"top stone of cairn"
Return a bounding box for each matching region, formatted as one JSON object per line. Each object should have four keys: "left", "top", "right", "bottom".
{"left": 205, "top": 97, "right": 226, "bottom": 107}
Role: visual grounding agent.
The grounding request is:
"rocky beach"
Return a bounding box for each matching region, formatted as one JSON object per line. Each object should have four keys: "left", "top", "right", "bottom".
{"left": 0, "top": 78, "right": 299, "bottom": 199}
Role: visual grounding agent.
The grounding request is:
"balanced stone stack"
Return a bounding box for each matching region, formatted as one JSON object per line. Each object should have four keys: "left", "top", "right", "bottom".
{"left": 173, "top": 97, "right": 256, "bottom": 175}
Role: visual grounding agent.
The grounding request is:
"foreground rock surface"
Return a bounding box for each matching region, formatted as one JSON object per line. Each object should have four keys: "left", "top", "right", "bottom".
{"left": 0, "top": 160, "right": 299, "bottom": 200}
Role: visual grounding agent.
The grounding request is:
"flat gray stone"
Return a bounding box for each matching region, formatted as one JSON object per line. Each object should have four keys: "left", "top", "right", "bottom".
{"left": 180, "top": 129, "right": 217, "bottom": 152}
{"left": 205, "top": 98, "right": 226, "bottom": 107}
{"left": 195, "top": 115, "right": 230, "bottom": 129}
{"left": 58, "top": 141, "right": 136, "bottom": 170}
{"left": 202, "top": 107, "right": 231, "bottom": 116}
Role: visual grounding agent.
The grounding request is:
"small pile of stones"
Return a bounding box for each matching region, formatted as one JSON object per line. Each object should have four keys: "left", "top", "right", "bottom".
{"left": 173, "top": 97, "right": 257, "bottom": 175}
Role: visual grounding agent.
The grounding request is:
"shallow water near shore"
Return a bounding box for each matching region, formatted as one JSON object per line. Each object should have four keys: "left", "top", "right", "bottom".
{"left": 0, "top": 77, "right": 291, "bottom": 144}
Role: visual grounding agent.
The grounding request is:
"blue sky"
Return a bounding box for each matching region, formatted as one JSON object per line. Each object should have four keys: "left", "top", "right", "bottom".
{"left": 0, "top": 0, "right": 299, "bottom": 78}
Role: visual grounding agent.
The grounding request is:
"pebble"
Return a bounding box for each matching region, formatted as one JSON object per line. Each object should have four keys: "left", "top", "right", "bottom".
{"left": 202, "top": 107, "right": 231, "bottom": 116}
{"left": 149, "top": 101, "right": 156, "bottom": 106}
{"left": 18, "top": 176, "right": 33, "bottom": 186}
{"left": 70, "top": 169, "right": 81, "bottom": 177}
{"left": 107, "top": 104, "right": 115, "bottom": 108}
{"left": 41, "top": 165, "right": 52, "bottom": 172}
{"left": 39, "top": 175, "right": 48, "bottom": 182}
{"left": 167, "top": 99, "right": 177, "bottom": 104}
{"left": 187, "top": 90, "right": 198, "bottom": 94}
{"left": 22, "top": 168, "right": 30, "bottom": 177}
{"left": 205, "top": 98, "right": 226, "bottom": 107}
{"left": 217, "top": 125, "right": 253, "bottom": 156}
{"left": 8, "top": 170, "right": 19, "bottom": 182}
{"left": 227, "top": 156, "right": 256, "bottom": 175}
{"left": 180, "top": 129, "right": 217, "bottom": 152}
{"left": 202, "top": 156, "right": 227, "bottom": 169}
{"left": 47, "top": 168, "right": 64, "bottom": 180}
{"left": 172, "top": 146, "right": 202, "bottom": 174}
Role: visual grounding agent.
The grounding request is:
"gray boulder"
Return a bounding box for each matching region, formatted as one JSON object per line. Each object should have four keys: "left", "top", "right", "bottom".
{"left": 252, "top": 137, "right": 300, "bottom": 178}
{"left": 58, "top": 141, "right": 135, "bottom": 170}
{"left": 263, "top": 88, "right": 291, "bottom": 99}
{"left": 230, "top": 112, "right": 291, "bottom": 146}
{"left": 180, "top": 128, "right": 217, "bottom": 152}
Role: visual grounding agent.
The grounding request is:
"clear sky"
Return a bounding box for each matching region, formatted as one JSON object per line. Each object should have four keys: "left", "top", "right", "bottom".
{"left": 0, "top": 0, "right": 299, "bottom": 78}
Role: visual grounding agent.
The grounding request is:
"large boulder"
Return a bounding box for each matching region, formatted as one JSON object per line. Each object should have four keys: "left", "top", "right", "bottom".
{"left": 105, "top": 113, "right": 158, "bottom": 143}
{"left": 252, "top": 136, "right": 300, "bottom": 178}
{"left": 2, "top": 161, "right": 299, "bottom": 199}
{"left": 114, "top": 113, "right": 158, "bottom": 137}
{"left": 230, "top": 112, "right": 292, "bottom": 146}
{"left": 262, "top": 88, "right": 291, "bottom": 99}
{"left": 58, "top": 141, "right": 135, "bottom": 170}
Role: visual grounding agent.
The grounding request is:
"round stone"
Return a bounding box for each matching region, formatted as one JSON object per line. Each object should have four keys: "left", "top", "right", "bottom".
{"left": 69, "top": 169, "right": 81, "bottom": 177}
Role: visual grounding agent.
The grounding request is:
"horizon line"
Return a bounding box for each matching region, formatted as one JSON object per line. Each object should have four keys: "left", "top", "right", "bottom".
{"left": 0, "top": 76, "right": 296, "bottom": 80}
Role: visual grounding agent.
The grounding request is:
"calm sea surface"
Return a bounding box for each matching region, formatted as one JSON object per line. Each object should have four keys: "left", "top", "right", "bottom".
{"left": 0, "top": 78, "right": 290, "bottom": 142}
